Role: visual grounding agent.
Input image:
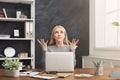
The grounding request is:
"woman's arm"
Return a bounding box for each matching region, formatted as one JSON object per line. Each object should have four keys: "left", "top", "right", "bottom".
{"left": 37, "top": 39, "right": 48, "bottom": 51}
{"left": 69, "top": 38, "right": 79, "bottom": 67}
{"left": 38, "top": 39, "right": 48, "bottom": 69}
{"left": 69, "top": 38, "right": 79, "bottom": 50}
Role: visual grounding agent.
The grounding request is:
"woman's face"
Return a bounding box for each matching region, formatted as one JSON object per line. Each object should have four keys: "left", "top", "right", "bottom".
{"left": 53, "top": 27, "right": 65, "bottom": 42}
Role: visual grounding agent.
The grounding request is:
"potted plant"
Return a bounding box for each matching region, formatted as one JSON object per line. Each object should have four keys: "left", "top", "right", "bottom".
{"left": 2, "top": 58, "right": 21, "bottom": 77}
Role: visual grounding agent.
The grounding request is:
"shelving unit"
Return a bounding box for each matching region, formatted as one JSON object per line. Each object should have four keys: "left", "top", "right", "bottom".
{"left": 0, "top": 0, "right": 35, "bottom": 68}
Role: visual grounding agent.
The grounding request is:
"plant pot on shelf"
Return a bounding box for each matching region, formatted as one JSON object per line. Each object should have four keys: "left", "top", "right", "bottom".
{"left": 5, "top": 69, "right": 19, "bottom": 77}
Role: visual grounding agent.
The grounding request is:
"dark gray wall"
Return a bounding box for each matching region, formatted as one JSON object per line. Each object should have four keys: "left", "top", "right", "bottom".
{"left": 35, "top": 0, "right": 89, "bottom": 68}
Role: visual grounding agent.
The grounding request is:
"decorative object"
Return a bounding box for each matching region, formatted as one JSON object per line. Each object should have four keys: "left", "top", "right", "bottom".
{"left": 2, "top": 58, "right": 21, "bottom": 77}
{"left": 16, "top": 11, "right": 21, "bottom": 18}
{"left": 18, "top": 52, "right": 28, "bottom": 58}
{"left": 20, "top": 12, "right": 27, "bottom": 18}
{"left": 4, "top": 47, "right": 16, "bottom": 57}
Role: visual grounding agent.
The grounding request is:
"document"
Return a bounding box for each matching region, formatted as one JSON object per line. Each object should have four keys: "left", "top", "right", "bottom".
{"left": 57, "top": 73, "right": 73, "bottom": 78}
{"left": 20, "top": 70, "right": 40, "bottom": 76}
{"left": 75, "top": 74, "right": 94, "bottom": 77}
{"left": 31, "top": 75, "right": 58, "bottom": 79}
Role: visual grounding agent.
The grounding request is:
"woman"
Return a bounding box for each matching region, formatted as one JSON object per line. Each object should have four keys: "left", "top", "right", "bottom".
{"left": 38, "top": 25, "right": 79, "bottom": 68}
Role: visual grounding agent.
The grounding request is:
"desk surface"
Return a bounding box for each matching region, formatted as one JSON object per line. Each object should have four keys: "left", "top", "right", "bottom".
{"left": 0, "top": 68, "right": 120, "bottom": 80}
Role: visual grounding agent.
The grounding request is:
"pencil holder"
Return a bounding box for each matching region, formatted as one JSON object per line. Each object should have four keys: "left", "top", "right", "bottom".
{"left": 93, "top": 61, "right": 104, "bottom": 75}
{"left": 94, "top": 65, "right": 103, "bottom": 75}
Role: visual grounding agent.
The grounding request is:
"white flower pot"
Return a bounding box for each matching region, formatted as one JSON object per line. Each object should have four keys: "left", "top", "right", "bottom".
{"left": 5, "top": 70, "right": 19, "bottom": 77}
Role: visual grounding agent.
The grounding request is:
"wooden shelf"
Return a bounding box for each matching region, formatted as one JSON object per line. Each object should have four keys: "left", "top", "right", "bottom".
{"left": 0, "top": 57, "right": 33, "bottom": 60}
{"left": 0, "top": 38, "right": 33, "bottom": 40}
{"left": 0, "top": 0, "right": 34, "bottom": 4}
{"left": 0, "top": 18, "right": 33, "bottom": 22}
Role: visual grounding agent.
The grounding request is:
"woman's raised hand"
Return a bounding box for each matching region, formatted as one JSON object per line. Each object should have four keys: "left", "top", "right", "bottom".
{"left": 69, "top": 38, "right": 79, "bottom": 50}
{"left": 37, "top": 39, "right": 48, "bottom": 51}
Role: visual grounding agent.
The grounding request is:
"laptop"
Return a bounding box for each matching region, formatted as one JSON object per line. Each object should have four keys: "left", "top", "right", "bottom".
{"left": 45, "top": 52, "right": 74, "bottom": 72}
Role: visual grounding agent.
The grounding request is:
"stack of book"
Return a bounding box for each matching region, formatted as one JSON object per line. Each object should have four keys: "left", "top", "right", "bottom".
{"left": 0, "top": 35, "right": 10, "bottom": 39}
{"left": 0, "top": 10, "right": 4, "bottom": 18}
{"left": 0, "top": 8, "right": 7, "bottom": 18}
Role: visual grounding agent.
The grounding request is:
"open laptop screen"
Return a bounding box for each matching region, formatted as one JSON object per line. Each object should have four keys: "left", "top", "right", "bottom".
{"left": 45, "top": 52, "right": 74, "bottom": 72}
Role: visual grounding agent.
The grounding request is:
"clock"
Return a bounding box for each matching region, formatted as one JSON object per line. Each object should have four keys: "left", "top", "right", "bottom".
{"left": 4, "top": 47, "right": 16, "bottom": 57}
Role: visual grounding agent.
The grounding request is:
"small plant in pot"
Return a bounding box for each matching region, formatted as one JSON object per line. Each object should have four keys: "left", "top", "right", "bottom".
{"left": 2, "top": 58, "right": 21, "bottom": 77}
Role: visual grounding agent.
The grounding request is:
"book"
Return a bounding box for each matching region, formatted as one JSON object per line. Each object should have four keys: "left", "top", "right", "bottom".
{"left": 109, "top": 72, "right": 120, "bottom": 77}
{"left": 0, "top": 35, "right": 10, "bottom": 39}
{"left": 2, "top": 8, "right": 7, "bottom": 18}
{"left": 0, "top": 10, "right": 5, "bottom": 18}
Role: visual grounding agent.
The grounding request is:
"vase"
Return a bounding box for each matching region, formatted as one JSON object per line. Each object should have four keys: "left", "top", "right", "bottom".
{"left": 5, "top": 70, "right": 19, "bottom": 77}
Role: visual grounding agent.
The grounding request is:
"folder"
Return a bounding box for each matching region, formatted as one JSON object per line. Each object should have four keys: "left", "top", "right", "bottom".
{"left": 25, "top": 22, "right": 30, "bottom": 38}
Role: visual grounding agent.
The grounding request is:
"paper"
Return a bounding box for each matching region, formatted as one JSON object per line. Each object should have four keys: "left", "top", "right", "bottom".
{"left": 32, "top": 75, "right": 58, "bottom": 79}
{"left": 20, "top": 71, "right": 40, "bottom": 76}
{"left": 57, "top": 73, "right": 73, "bottom": 78}
{"left": 75, "top": 74, "right": 94, "bottom": 77}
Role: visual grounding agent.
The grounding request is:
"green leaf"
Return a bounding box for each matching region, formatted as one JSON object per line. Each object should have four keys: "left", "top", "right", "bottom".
{"left": 2, "top": 58, "right": 21, "bottom": 70}
{"left": 112, "top": 21, "right": 120, "bottom": 26}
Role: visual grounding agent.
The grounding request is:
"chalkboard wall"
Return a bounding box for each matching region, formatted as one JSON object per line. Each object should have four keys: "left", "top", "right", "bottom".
{"left": 35, "top": 0, "right": 89, "bottom": 68}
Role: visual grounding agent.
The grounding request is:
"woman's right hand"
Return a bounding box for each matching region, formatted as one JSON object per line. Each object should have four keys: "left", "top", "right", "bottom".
{"left": 37, "top": 39, "right": 48, "bottom": 51}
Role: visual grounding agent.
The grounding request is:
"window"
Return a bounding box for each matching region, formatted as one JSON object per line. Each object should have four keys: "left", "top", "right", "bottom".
{"left": 95, "top": 0, "right": 120, "bottom": 48}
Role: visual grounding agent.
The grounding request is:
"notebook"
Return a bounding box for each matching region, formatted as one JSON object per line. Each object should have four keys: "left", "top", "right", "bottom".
{"left": 109, "top": 72, "right": 120, "bottom": 77}
{"left": 45, "top": 52, "right": 74, "bottom": 72}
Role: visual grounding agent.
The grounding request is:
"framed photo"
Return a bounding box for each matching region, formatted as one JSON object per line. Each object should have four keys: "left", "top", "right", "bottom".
{"left": 14, "top": 29, "right": 19, "bottom": 37}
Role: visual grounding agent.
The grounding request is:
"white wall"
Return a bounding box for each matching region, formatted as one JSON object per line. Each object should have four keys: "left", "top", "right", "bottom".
{"left": 90, "top": 0, "right": 120, "bottom": 59}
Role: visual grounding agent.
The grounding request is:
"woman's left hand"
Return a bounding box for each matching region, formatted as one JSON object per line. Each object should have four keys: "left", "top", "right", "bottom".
{"left": 69, "top": 38, "right": 79, "bottom": 50}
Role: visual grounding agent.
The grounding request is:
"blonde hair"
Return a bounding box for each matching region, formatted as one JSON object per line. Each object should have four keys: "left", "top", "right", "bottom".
{"left": 49, "top": 25, "right": 69, "bottom": 45}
